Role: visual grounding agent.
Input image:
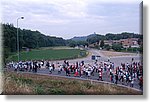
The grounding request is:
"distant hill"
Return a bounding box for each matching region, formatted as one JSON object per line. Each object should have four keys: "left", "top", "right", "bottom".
{"left": 70, "top": 32, "right": 142, "bottom": 42}
{"left": 71, "top": 33, "right": 97, "bottom": 41}
{"left": 71, "top": 36, "right": 87, "bottom": 41}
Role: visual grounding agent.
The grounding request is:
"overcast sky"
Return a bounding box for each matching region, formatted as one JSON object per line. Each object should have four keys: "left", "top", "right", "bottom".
{"left": 1, "top": 0, "right": 141, "bottom": 39}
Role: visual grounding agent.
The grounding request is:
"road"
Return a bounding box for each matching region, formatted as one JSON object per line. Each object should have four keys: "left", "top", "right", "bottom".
{"left": 55, "top": 49, "right": 141, "bottom": 68}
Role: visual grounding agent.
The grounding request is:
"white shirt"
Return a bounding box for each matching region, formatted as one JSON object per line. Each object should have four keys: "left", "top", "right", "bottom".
{"left": 49, "top": 66, "right": 53, "bottom": 71}
{"left": 88, "top": 71, "right": 91, "bottom": 76}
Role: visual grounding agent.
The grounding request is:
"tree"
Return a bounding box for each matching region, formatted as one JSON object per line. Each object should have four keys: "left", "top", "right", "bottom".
{"left": 86, "top": 34, "right": 105, "bottom": 44}
{"left": 100, "top": 40, "right": 104, "bottom": 48}
{"left": 112, "top": 43, "right": 123, "bottom": 51}
{"left": 104, "top": 44, "right": 111, "bottom": 50}
{"left": 10, "top": 37, "right": 16, "bottom": 52}
{"left": 76, "top": 41, "right": 88, "bottom": 47}
{"left": 105, "top": 32, "right": 141, "bottom": 40}
{"left": 68, "top": 40, "right": 77, "bottom": 47}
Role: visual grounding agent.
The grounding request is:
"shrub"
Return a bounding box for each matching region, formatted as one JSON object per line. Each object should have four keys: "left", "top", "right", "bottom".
{"left": 35, "top": 85, "right": 45, "bottom": 95}
{"left": 47, "top": 88, "right": 65, "bottom": 95}
{"left": 112, "top": 43, "right": 123, "bottom": 51}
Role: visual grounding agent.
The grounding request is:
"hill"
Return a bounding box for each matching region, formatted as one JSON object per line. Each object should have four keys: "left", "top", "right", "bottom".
{"left": 72, "top": 33, "right": 142, "bottom": 46}
{"left": 2, "top": 23, "right": 66, "bottom": 62}
{"left": 70, "top": 32, "right": 142, "bottom": 43}
{"left": 71, "top": 36, "right": 87, "bottom": 41}
{"left": 71, "top": 34, "right": 97, "bottom": 41}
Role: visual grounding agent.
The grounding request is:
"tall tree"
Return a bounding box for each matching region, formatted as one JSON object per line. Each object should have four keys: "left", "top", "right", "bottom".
{"left": 100, "top": 40, "right": 104, "bottom": 48}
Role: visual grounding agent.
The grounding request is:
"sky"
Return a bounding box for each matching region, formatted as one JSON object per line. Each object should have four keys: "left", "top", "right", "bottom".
{"left": 1, "top": 0, "right": 142, "bottom": 39}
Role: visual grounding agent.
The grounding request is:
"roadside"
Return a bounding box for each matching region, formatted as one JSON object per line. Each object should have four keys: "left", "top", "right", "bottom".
{"left": 3, "top": 72, "right": 142, "bottom": 95}
{"left": 0, "top": 72, "right": 3, "bottom": 94}
{"left": 99, "top": 50, "right": 138, "bottom": 57}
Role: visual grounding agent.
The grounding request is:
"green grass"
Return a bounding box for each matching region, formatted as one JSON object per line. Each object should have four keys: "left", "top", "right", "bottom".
{"left": 7, "top": 48, "right": 88, "bottom": 62}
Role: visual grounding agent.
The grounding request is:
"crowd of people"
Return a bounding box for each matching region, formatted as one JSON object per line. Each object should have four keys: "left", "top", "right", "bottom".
{"left": 6, "top": 58, "right": 143, "bottom": 90}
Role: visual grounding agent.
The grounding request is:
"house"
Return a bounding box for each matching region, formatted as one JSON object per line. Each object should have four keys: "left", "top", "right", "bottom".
{"left": 104, "top": 40, "right": 113, "bottom": 46}
{"left": 102, "top": 38, "right": 140, "bottom": 48}
{"left": 91, "top": 38, "right": 140, "bottom": 49}
{"left": 120, "top": 38, "right": 139, "bottom": 48}
{"left": 113, "top": 40, "right": 121, "bottom": 44}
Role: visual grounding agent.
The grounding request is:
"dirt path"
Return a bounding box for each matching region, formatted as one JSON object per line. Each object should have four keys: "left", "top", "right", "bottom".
{"left": 99, "top": 50, "right": 138, "bottom": 57}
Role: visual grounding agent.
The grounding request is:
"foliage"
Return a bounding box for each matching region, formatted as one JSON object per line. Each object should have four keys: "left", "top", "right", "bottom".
{"left": 66, "top": 40, "right": 88, "bottom": 47}
{"left": 86, "top": 32, "right": 142, "bottom": 45}
{"left": 105, "top": 32, "right": 141, "bottom": 40}
{"left": 126, "top": 47, "right": 139, "bottom": 53}
{"left": 86, "top": 34, "right": 105, "bottom": 44}
{"left": 35, "top": 85, "right": 45, "bottom": 95}
{"left": 76, "top": 41, "right": 88, "bottom": 47}
{"left": 112, "top": 43, "right": 123, "bottom": 51}
{"left": 2, "top": 23, "right": 66, "bottom": 62}
{"left": 104, "top": 44, "right": 111, "bottom": 50}
{"left": 100, "top": 40, "right": 104, "bottom": 48}
{"left": 139, "top": 45, "right": 143, "bottom": 53}
{"left": 67, "top": 40, "right": 77, "bottom": 47}
{"left": 47, "top": 88, "right": 65, "bottom": 95}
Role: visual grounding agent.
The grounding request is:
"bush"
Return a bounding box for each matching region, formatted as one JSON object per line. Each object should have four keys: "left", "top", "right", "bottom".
{"left": 112, "top": 43, "right": 123, "bottom": 51}
{"left": 127, "top": 47, "right": 140, "bottom": 53}
{"left": 47, "top": 88, "right": 65, "bottom": 95}
{"left": 104, "top": 44, "right": 111, "bottom": 50}
{"left": 35, "top": 85, "right": 45, "bottom": 94}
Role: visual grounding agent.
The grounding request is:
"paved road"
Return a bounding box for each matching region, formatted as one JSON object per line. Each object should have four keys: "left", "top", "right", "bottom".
{"left": 52, "top": 49, "right": 142, "bottom": 68}
{"left": 8, "top": 49, "right": 143, "bottom": 91}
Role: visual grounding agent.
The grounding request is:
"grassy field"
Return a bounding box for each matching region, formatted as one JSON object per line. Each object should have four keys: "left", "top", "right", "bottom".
{"left": 7, "top": 47, "right": 88, "bottom": 62}
{"left": 3, "top": 72, "right": 142, "bottom": 95}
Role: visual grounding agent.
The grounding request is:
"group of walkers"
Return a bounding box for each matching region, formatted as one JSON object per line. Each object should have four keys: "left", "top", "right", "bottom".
{"left": 7, "top": 60, "right": 46, "bottom": 73}
{"left": 6, "top": 58, "right": 143, "bottom": 90}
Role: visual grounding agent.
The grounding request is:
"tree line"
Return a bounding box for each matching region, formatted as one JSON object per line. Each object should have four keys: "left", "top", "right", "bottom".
{"left": 2, "top": 23, "right": 66, "bottom": 61}
{"left": 86, "top": 32, "right": 142, "bottom": 44}
{"left": 69, "top": 32, "right": 142, "bottom": 48}
{"left": 87, "top": 33, "right": 143, "bottom": 52}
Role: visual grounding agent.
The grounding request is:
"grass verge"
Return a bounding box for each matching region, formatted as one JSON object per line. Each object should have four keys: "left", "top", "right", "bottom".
{"left": 3, "top": 72, "right": 142, "bottom": 95}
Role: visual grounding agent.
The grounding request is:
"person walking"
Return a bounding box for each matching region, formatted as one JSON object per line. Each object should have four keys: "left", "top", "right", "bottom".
{"left": 110, "top": 73, "right": 114, "bottom": 83}
{"left": 52, "top": 63, "right": 55, "bottom": 71}
{"left": 49, "top": 65, "right": 53, "bottom": 74}
{"left": 98, "top": 68, "right": 103, "bottom": 81}
{"left": 115, "top": 74, "right": 118, "bottom": 84}
{"left": 74, "top": 68, "right": 79, "bottom": 77}
{"left": 139, "top": 76, "right": 143, "bottom": 90}
{"left": 131, "top": 78, "right": 134, "bottom": 87}
{"left": 58, "top": 65, "right": 62, "bottom": 74}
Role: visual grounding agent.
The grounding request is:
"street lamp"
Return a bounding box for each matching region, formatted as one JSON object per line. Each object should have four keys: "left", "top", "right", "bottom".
{"left": 17, "top": 16, "right": 24, "bottom": 62}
